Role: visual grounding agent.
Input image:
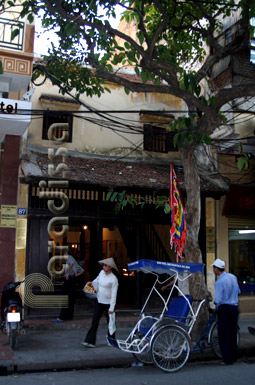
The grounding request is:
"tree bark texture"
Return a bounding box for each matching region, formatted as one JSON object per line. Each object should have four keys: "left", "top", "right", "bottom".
{"left": 180, "top": 145, "right": 209, "bottom": 338}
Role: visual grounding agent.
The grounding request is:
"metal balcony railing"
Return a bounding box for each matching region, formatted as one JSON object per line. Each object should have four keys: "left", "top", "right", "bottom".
{"left": 0, "top": 17, "right": 24, "bottom": 50}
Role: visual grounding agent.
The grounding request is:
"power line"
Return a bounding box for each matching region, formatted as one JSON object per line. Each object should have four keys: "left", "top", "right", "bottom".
{"left": 3, "top": 108, "right": 255, "bottom": 116}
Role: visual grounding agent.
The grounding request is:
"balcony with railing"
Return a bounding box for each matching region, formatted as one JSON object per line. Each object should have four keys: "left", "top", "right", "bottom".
{"left": 0, "top": 17, "right": 24, "bottom": 51}
{"left": 0, "top": 17, "right": 34, "bottom": 93}
{"left": 0, "top": 17, "right": 33, "bottom": 139}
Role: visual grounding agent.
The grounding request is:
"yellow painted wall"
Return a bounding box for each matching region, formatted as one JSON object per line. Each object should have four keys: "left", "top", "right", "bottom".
{"left": 28, "top": 77, "right": 185, "bottom": 160}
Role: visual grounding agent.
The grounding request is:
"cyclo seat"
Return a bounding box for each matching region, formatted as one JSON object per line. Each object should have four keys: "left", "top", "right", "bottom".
{"left": 166, "top": 295, "right": 193, "bottom": 323}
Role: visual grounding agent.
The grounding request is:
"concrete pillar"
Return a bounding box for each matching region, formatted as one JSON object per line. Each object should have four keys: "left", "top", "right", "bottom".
{"left": 0, "top": 135, "right": 20, "bottom": 290}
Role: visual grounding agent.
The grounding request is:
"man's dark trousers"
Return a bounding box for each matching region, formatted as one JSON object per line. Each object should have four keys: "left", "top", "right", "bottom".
{"left": 218, "top": 304, "right": 239, "bottom": 364}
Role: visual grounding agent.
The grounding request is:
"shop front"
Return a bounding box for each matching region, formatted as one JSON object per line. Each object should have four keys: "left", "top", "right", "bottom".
{"left": 24, "top": 177, "right": 174, "bottom": 317}
{"left": 223, "top": 185, "right": 255, "bottom": 310}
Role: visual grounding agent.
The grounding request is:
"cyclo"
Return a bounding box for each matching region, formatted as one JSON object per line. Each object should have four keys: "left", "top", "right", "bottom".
{"left": 107, "top": 259, "right": 223, "bottom": 373}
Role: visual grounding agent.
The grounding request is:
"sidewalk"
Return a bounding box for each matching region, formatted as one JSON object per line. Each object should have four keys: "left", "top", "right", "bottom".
{"left": 0, "top": 312, "right": 255, "bottom": 375}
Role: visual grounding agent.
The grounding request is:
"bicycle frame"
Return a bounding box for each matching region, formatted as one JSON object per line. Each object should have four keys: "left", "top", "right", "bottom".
{"left": 193, "top": 310, "right": 217, "bottom": 352}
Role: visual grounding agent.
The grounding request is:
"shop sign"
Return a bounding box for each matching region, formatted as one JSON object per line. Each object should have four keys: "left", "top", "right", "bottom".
{"left": 0, "top": 98, "right": 32, "bottom": 140}
{"left": 0, "top": 204, "right": 17, "bottom": 228}
{"left": 16, "top": 218, "right": 27, "bottom": 249}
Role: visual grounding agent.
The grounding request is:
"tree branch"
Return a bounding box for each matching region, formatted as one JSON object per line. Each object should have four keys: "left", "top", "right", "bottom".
{"left": 215, "top": 84, "right": 255, "bottom": 110}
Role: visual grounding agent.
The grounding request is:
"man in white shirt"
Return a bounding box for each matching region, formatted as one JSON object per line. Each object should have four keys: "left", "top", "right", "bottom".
{"left": 212, "top": 258, "right": 240, "bottom": 365}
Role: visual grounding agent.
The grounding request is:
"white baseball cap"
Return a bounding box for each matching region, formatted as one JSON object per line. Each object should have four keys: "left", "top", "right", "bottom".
{"left": 211, "top": 258, "right": 225, "bottom": 269}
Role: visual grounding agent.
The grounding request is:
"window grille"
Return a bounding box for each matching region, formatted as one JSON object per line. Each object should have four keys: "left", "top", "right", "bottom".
{"left": 143, "top": 124, "right": 177, "bottom": 153}
{"left": 42, "top": 111, "right": 73, "bottom": 142}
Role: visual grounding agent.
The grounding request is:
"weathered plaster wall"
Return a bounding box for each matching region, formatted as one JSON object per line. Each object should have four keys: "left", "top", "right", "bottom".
{"left": 28, "top": 77, "right": 185, "bottom": 159}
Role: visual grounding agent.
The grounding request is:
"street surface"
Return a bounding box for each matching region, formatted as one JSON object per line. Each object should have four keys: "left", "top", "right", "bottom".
{"left": 1, "top": 358, "right": 254, "bottom": 385}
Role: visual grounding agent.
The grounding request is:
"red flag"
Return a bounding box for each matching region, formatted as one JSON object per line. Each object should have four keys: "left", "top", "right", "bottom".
{"left": 170, "top": 163, "right": 187, "bottom": 262}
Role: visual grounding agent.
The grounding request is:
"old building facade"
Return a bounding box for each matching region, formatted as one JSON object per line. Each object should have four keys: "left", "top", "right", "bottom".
{"left": 0, "top": 6, "right": 34, "bottom": 292}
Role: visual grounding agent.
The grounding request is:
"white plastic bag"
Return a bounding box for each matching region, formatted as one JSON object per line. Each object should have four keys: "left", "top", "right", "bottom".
{"left": 108, "top": 312, "right": 116, "bottom": 335}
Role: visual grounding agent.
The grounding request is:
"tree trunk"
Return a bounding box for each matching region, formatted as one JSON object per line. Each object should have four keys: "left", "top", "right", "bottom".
{"left": 180, "top": 144, "right": 201, "bottom": 265}
{"left": 180, "top": 145, "right": 209, "bottom": 339}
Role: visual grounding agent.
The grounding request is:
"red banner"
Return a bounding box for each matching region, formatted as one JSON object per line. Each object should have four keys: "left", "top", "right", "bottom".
{"left": 170, "top": 163, "right": 187, "bottom": 262}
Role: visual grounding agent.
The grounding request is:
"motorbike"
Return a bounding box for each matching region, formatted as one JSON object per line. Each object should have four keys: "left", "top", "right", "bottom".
{"left": 1, "top": 281, "right": 23, "bottom": 349}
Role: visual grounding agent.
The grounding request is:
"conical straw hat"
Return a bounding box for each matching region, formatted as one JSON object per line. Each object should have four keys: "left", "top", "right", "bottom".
{"left": 98, "top": 257, "right": 118, "bottom": 271}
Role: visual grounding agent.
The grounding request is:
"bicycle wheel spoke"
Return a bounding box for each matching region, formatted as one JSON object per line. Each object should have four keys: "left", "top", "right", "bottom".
{"left": 151, "top": 327, "right": 190, "bottom": 372}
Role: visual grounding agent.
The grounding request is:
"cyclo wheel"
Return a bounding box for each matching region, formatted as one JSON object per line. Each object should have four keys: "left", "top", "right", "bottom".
{"left": 151, "top": 325, "right": 191, "bottom": 372}
{"left": 209, "top": 321, "right": 240, "bottom": 359}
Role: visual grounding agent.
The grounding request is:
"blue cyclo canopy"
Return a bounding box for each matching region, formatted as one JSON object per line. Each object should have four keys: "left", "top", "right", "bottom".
{"left": 128, "top": 259, "right": 205, "bottom": 275}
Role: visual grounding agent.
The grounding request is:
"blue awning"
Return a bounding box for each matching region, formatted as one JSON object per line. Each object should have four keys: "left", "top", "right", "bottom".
{"left": 128, "top": 259, "right": 205, "bottom": 275}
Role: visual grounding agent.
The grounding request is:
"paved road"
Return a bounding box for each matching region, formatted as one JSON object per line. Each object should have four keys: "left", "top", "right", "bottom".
{"left": 1, "top": 358, "right": 254, "bottom": 385}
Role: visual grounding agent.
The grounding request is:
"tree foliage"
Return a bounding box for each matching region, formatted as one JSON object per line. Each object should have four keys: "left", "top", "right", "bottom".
{"left": 1, "top": 1, "right": 254, "bottom": 128}
{"left": 1, "top": 1, "right": 254, "bottom": 145}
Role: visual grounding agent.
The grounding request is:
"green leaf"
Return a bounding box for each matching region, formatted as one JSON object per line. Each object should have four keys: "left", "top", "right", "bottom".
{"left": 164, "top": 203, "right": 170, "bottom": 214}
{"left": 184, "top": 73, "right": 189, "bottom": 91}
{"left": 126, "top": 50, "right": 136, "bottom": 62}
{"left": 27, "top": 13, "right": 34, "bottom": 24}
{"left": 184, "top": 117, "right": 192, "bottom": 128}
{"left": 111, "top": 192, "right": 118, "bottom": 201}
{"left": 64, "top": 23, "right": 77, "bottom": 37}
{"left": 186, "top": 133, "right": 193, "bottom": 144}
{"left": 135, "top": 66, "right": 140, "bottom": 77}
{"left": 194, "top": 84, "right": 201, "bottom": 97}
{"left": 141, "top": 72, "right": 148, "bottom": 83}
{"left": 115, "top": 202, "right": 121, "bottom": 214}
{"left": 124, "top": 87, "right": 130, "bottom": 95}
{"left": 138, "top": 32, "right": 145, "bottom": 45}
{"left": 122, "top": 200, "right": 128, "bottom": 207}
{"left": 106, "top": 191, "right": 113, "bottom": 201}
{"left": 0, "top": 60, "right": 3, "bottom": 75}
{"left": 173, "top": 132, "right": 180, "bottom": 148}
{"left": 203, "top": 134, "right": 212, "bottom": 145}
{"left": 208, "top": 96, "right": 216, "bottom": 105}
{"left": 154, "top": 77, "right": 161, "bottom": 85}
{"left": 11, "top": 29, "right": 20, "bottom": 41}
{"left": 237, "top": 157, "right": 246, "bottom": 171}
{"left": 118, "top": 192, "right": 124, "bottom": 201}
{"left": 237, "top": 153, "right": 250, "bottom": 171}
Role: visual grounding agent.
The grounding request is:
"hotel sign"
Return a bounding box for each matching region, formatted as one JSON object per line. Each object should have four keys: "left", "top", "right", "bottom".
{"left": 0, "top": 101, "right": 18, "bottom": 114}
{"left": 0, "top": 98, "right": 31, "bottom": 141}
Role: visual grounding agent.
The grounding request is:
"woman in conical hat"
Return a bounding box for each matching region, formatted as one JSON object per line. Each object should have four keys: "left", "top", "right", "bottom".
{"left": 98, "top": 257, "right": 118, "bottom": 271}
{"left": 82, "top": 257, "right": 118, "bottom": 348}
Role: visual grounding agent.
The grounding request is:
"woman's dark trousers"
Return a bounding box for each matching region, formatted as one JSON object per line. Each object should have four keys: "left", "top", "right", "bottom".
{"left": 85, "top": 301, "right": 115, "bottom": 345}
